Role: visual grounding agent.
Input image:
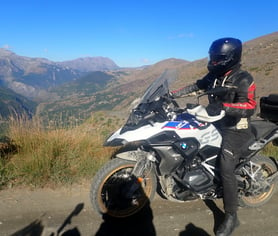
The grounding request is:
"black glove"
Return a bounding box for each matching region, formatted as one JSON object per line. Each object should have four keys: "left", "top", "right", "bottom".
{"left": 206, "top": 103, "right": 223, "bottom": 116}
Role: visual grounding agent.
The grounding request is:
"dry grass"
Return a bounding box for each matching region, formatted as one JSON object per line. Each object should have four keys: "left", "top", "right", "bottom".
{"left": 262, "top": 143, "right": 278, "bottom": 160}
{"left": 0, "top": 113, "right": 118, "bottom": 189}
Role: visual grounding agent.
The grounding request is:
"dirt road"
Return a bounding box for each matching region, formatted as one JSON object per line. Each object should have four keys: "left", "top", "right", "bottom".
{"left": 0, "top": 182, "right": 277, "bottom": 236}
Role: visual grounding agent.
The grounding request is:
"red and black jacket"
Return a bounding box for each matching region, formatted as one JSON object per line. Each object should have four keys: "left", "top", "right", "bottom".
{"left": 173, "top": 66, "right": 257, "bottom": 128}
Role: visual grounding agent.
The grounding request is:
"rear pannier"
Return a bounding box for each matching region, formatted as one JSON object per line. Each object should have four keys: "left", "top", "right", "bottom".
{"left": 260, "top": 94, "right": 278, "bottom": 122}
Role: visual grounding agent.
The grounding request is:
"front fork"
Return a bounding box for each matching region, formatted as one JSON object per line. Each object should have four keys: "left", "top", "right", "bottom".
{"left": 132, "top": 151, "right": 155, "bottom": 177}
{"left": 124, "top": 151, "right": 156, "bottom": 199}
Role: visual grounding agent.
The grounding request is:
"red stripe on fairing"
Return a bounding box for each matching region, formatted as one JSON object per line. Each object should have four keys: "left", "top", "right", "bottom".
{"left": 223, "top": 82, "right": 257, "bottom": 109}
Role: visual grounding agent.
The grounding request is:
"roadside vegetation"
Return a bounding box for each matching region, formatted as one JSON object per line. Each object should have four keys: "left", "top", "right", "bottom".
{"left": 0, "top": 112, "right": 277, "bottom": 190}
{"left": 0, "top": 112, "right": 121, "bottom": 189}
{"left": 262, "top": 142, "right": 278, "bottom": 161}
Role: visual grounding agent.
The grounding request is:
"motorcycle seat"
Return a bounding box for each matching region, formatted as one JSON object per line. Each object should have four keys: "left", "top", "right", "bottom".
{"left": 251, "top": 120, "right": 278, "bottom": 140}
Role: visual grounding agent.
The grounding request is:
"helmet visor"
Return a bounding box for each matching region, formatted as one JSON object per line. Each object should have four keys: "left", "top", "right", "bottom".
{"left": 209, "top": 54, "right": 229, "bottom": 65}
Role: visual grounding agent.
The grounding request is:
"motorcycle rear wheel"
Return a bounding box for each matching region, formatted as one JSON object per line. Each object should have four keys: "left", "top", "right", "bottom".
{"left": 90, "top": 157, "right": 157, "bottom": 218}
{"left": 239, "top": 155, "right": 277, "bottom": 208}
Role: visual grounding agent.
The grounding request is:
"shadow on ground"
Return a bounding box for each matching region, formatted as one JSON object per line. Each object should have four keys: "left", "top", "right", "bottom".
{"left": 178, "top": 200, "right": 224, "bottom": 236}
{"left": 95, "top": 198, "right": 156, "bottom": 236}
{"left": 10, "top": 199, "right": 224, "bottom": 236}
{"left": 11, "top": 203, "right": 84, "bottom": 236}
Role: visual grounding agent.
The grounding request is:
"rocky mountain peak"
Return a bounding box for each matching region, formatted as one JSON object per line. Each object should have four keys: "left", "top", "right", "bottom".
{"left": 57, "top": 56, "right": 119, "bottom": 72}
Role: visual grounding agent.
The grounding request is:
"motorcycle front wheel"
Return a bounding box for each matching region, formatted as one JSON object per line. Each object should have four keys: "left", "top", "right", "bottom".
{"left": 90, "top": 157, "right": 157, "bottom": 218}
{"left": 239, "top": 155, "right": 277, "bottom": 208}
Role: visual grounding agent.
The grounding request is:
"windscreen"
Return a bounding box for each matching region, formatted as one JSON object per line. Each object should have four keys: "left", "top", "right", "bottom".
{"left": 140, "top": 69, "right": 177, "bottom": 104}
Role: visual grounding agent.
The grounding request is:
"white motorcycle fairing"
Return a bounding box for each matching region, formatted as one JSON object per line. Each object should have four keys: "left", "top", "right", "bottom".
{"left": 106, "top": 111, "right": 222, "bottom": 149}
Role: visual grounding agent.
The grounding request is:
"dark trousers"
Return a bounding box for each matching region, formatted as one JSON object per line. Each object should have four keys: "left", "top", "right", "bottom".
{"left": 220, "top": 127, "right": 252, "bottom": 213}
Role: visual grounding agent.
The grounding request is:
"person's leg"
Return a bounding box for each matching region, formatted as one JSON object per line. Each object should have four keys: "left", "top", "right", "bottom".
{"left": 221, "top": 146, "right": 238, "bottom": 213}
{"left": 216, "top": 148, "right": 239, "bottom": 236}
{"left": 216, "top": 129, "right": 250, "bottom": 236}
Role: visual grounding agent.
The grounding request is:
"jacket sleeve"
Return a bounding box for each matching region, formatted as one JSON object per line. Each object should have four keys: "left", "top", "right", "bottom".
{"left": 222, "top": 73, "right": 257, "bottom": 118}
{"left": 171, "top": 73, "right": 213, "bottom": 98}
{"left": 171, "top": 83, "right": 199, "bottom": 98}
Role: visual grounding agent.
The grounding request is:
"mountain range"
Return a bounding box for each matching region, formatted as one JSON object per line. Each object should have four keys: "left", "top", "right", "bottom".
{"left": 0, "top": 31, "right": 277, "bottom": 124}
{"left": 0, "top": 49, "right": 119, "bottom": 98}
{"left": 57, "top": 57, "right": 119, "bottom": 72}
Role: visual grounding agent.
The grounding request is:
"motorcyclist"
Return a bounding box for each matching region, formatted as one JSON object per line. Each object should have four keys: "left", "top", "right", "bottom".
{"left": 171, "top": 37, "right": 257, "bottom": 236}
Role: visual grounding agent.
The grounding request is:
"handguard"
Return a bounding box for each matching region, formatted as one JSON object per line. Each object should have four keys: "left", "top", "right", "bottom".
{"left": 187, "top": 105, "right": 225, "bottom": 123}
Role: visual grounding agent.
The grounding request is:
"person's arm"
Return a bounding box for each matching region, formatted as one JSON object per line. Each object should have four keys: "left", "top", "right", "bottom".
{"left": 171, "top": 83, "right": 199, "bottom": 98}
{"left": 171, "top": 73, "right": 212, "bottom": 98}
{"left": 223, "top": 74, "right": 256, "bottom": 118}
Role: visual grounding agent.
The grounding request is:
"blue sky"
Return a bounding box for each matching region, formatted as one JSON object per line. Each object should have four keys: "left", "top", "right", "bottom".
{"left": 1, "top": 0, "right": 277, "bottom": 67}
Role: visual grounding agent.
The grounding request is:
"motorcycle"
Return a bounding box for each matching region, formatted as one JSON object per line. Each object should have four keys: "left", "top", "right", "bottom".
{"left": 90, "top": 70, "right": 278, "bottom": 218}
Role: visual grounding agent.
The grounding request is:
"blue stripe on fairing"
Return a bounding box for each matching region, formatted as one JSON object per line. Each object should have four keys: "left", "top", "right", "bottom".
{"left": 162, "top": 113, "right": 204, "bottom": 130}
{"left": 163, "top": 121, "right": 195, "bottom": 130}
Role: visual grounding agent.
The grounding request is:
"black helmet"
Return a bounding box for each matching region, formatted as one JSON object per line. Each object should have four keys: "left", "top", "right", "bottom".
{"left": 207, "top": 37, "right": 242, "bottom": 75}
